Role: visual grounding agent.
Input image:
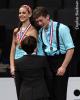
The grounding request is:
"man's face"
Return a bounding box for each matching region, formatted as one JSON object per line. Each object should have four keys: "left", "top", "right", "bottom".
{"left": 35, "top": 15, "right": 50, "bottom": 28}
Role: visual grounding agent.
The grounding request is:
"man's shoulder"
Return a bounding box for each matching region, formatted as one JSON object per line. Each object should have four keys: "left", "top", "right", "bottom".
{"left": 54, "top": 21, "right": 69, "bottom": 28}
{"left": 56, "top": 22, "right": 70, "bottom": 32}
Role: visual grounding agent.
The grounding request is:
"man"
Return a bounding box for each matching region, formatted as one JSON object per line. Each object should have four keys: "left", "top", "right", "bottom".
{"left": 33, "top": 7, "right": 74, "bottom": 100}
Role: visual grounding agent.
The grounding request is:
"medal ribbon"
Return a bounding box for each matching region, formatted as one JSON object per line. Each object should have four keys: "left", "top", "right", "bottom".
{"left": 17, "top": 23, "right": 31, "bottom": 43}
{"left": 49, "top": 22, "right": 53, "bottom": 50}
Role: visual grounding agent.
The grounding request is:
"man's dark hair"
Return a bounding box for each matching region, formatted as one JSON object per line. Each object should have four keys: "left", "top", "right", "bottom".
{"left": 33, "top": 6, "right": 49, "bottom": 19}
{"left": 21, "top": 36, "right": 37, "bottom": 55}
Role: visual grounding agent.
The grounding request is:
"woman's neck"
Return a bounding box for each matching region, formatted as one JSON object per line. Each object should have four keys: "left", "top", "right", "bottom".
{"left": 22, "top": 20, "right": 31, "bottom": 28}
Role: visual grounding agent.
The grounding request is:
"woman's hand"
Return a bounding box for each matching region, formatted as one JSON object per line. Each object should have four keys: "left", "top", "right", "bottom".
{"left": 10, "top": 66, "right": 15, "bottom": 77}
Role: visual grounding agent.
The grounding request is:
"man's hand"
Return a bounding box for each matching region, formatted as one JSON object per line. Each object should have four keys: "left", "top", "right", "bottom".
{"left": 56, "top": 66, "right": 66, "bottom": 76}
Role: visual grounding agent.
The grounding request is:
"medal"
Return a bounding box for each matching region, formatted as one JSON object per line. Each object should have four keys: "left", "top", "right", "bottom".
{"left": 49, "top": 22, "right": 53, "bottom": 51}
{"left": 50, "top": 46, "right": 53, "bottom": 51}
{"left": 17, "top": 23, "right": 31, "bottom": 43}
{"left": 17, "top": 42, "right": 22, "bottom": 49}
{"left": 18, "top": 45, "right": 21, "bottom": 49}
{"left": 43, "top": 20, "right": 54, "bottom": 52}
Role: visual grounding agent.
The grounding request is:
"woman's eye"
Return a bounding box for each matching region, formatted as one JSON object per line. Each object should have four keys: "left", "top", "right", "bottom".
{"left": 22, "top": 12, "right": 26, "bottom": 14}
{"left": 19, "top": 12, "right": 26, "bottom": 14}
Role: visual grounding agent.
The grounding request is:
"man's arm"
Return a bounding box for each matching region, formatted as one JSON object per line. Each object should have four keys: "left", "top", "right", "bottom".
{"left": 37, "top": 30, "right": 45, "bottom": 55}
{"left": 56, "top": 48, "right": 74, "bottom": 76}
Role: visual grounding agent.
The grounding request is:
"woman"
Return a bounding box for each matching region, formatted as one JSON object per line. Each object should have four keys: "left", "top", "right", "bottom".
{"left": 10, "top": 4, "right": 37, "bottom": 76}
{"left": 15, "top": 36, "right": 49, "bottom": 100}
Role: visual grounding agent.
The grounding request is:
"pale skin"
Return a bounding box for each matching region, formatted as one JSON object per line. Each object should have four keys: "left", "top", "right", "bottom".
{"left": 35, "top": 15, "right": 74, "bottom": 76}
{"left": 56, "top": 48, "right": 74, "bottom": 76}
{"left": 10, "top": 6, "right": 37, "bottom": 75}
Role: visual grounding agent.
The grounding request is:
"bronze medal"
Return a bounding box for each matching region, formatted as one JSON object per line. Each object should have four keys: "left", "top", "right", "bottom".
{"left": 50, "top": 47, "right": 53, "bottom": 51}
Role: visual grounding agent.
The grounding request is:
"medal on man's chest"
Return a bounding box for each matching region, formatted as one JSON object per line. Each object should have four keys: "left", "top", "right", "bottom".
{"left": 50, "top": 22, "right": 53, "bottom": 51}
{"left": 50, "top": 46, "right": 53, "bottom": 51}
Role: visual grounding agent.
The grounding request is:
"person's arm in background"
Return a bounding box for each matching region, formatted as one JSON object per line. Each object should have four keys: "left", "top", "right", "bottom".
{"left": 56, "top": 25, "right": 75, "bottom": 76}
{"left": 10, "top": 28, "right": 18, "bottom": 75}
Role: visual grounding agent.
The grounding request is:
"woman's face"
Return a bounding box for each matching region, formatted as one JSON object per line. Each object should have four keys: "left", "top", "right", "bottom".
{"left": 19, "top": 7, "right": 30, "bottom": 23}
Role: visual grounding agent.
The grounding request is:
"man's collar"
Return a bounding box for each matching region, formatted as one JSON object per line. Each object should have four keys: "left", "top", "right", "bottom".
{"left": 43, "top": 19, "right": 53, "bottom": 31}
